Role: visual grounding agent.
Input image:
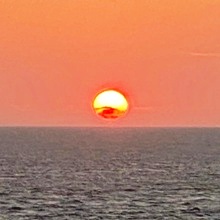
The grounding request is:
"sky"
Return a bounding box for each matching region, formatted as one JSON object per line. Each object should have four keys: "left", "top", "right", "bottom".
{"left": 0, "top": 0, "right": 220, "bottom": 126}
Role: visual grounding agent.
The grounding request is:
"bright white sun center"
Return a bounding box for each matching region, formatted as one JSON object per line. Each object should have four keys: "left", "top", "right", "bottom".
{"left": 93, "top": 90, "right": 128, "bottom": 112}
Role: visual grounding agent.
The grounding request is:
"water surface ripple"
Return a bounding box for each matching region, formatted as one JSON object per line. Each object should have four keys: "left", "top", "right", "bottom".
{"left": 0, "top": 128, "right": 220, "bottom": 219}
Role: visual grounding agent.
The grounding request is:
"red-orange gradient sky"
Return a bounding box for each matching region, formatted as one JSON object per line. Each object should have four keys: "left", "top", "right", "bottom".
{"left": 0, "top": 0, "right": 220, "bottom": 126}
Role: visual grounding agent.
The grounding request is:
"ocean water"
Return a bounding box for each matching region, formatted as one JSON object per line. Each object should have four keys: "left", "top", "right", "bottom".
{"left": 0, "top": 127, "right": 220, "bottom": 219}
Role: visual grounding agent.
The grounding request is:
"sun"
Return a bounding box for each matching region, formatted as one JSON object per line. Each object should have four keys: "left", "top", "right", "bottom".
{"left": 93, "top": 89, "right": 129, "bottom": 119}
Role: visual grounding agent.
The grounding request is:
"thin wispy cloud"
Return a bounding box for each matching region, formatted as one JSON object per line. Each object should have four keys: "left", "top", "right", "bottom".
{"left": 187, "top": 52, "right": 220, "bottom": 57}
{"left": 133, "top": 106, "right": 154, "bottom": 111}
{"left": 10, "top": 104, "right": 30, "bottom": 112}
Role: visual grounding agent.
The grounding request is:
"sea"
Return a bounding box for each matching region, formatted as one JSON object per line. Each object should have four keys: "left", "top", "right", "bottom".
{"left": 0, "top": 127, "right": 220, "bottom": 219}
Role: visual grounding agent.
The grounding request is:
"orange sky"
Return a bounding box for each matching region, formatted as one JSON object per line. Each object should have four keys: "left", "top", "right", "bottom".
{"left": 0, "top": 0, "right": 220, "bottom": 126}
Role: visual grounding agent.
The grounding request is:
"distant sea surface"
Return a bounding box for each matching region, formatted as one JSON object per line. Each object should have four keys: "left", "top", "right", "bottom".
{"left": 0, "top": 127, "right": 220, "bottom": 219}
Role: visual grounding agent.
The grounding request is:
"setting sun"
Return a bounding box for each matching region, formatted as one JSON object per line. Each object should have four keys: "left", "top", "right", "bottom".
{"left": 93, "top": 89, "right": 129, "bottom": 119}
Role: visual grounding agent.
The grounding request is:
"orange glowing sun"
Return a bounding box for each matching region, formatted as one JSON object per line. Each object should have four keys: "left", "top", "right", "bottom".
{"left": 93, "top": 89, "right": 129, "bottom": 119}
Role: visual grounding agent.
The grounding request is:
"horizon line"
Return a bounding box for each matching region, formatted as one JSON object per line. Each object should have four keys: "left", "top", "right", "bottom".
{"left": 0, "top": 125, "right": 219, "bottom": 128}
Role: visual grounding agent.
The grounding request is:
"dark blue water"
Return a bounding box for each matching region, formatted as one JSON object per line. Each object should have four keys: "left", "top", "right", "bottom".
{"left": 0, "top": 127, "right": 220, "bottom": 219}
